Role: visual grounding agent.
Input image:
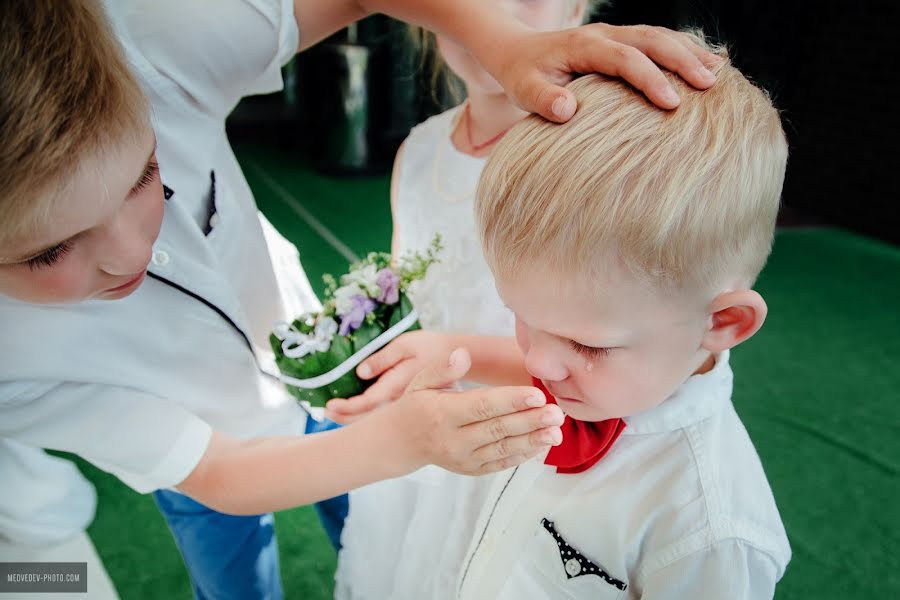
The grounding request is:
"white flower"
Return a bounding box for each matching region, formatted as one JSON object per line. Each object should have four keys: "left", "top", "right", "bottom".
{"left": 341, "top": 264, "right": 380, "bottom": 297}
{"left": 314, "top": 317, "right": 338, "bottom": 341}
{"left": 333, "top": 283, "right": 364, "bottom": 316}
{"left": 273, "top": 316, "right": 338, "bottom": 359}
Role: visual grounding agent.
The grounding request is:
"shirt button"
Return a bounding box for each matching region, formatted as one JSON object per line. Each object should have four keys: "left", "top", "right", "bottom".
{"left": 152, "top": 249, "right": 170, "bottom": 267}
{"left": 209, "top": 213, "right": 221, "bottom": 228}
{"left": 565, "top": 558, "right": 581, "bottom": 577}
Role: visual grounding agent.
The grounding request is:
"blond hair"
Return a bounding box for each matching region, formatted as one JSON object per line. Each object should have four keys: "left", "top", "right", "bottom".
{"left": 476, "top": 34, "right": 788, "bottom": 294}
{"left": 411, "top": 0, "right": 605, "bottom": 103}
{"left": 0, "top": 0, "right": 149, "bottom": 249}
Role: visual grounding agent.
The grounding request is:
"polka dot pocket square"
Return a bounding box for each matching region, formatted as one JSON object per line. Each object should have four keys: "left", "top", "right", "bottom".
{"left": 540, "top": 518, "right": 628, "bottom": 592}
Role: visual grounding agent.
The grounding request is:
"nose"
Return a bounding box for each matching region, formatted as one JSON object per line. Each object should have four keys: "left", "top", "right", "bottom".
{"left": 96, "top": 212, "right": 152, "bottom": 276}
{"left": 523, "top": 338, "right": 569, "bottom": 382}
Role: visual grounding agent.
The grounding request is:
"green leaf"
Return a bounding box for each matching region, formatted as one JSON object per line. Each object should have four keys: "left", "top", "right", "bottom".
{"left": 352, "top": 322, "right": 381, "bottom": 353}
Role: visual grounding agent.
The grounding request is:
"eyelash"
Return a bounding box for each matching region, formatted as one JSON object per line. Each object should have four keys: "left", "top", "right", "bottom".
{"left": 27, "top": 241, "right": 73, "bottom": 271}
{"left": 26, "top": 161, "right": 158, "bottom": 271}
{"left": 568, "top": 340, "right": 612, "bottom": 359}
{"left": 133, "top": 161, "right": 159, "bottom": 193}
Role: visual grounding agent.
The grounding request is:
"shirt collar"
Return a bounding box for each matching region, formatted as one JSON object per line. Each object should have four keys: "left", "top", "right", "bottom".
{"left": 623, "top": 350, "right": 733, "bottom": 435}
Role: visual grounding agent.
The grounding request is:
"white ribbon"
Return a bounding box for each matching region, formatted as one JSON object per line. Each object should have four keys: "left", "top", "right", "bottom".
{"left": 278, "top": 309, "right": 419, "bottom": 390}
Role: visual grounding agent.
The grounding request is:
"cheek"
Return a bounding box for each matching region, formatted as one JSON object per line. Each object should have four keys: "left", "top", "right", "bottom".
{"left": 437, "top": 37, "right": 502, "bottom": 93}
{"left": 514, "top": 319, "right": 530, "bottom": 354}
{"left": 139, "top": 181, "right": 166, "bottom": 240}
{"left": 515, "top": 2, "right": 571, "bottom": 30}
{"left": 3, "top": 259, "right": 97, "bottom": 304}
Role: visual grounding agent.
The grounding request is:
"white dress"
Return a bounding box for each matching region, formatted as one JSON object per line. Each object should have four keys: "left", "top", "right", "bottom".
{"left": 334, "top": 108, "right": 516, "bottom": 599}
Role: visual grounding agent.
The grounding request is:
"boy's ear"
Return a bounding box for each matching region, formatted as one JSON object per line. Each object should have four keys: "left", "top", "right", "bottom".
{"left": 701, "top": 289, "right": 768, "bottom": 353}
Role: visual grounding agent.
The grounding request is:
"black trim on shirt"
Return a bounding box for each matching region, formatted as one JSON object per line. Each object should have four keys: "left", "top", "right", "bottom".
{"left": 146, "top": 271, "right": 254, "bottom": 355}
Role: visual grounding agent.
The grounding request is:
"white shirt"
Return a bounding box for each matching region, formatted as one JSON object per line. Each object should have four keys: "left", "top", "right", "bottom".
{"left": 337, "top": 353, "right": 790, "bottom": 599}
{"left": 458, "top": 352, "right": 790, "bottom": 600}
{"left": 0, "top": 0, "right": 319, "bottom": 494}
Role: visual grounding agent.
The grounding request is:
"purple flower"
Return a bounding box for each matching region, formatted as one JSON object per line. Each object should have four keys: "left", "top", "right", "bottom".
{"left": 375, "top": 268, "right": 400, "bottom": 305}
{"left": 339, "top": 294, "right": 377, "bottom": 335}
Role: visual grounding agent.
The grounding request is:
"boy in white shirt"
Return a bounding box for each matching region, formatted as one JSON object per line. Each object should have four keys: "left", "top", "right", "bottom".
{"left": 0, "top": 1, "right": 722, "bottom": 598}
{"left": 341, "top": 35, "right": 790, "bottom": 599}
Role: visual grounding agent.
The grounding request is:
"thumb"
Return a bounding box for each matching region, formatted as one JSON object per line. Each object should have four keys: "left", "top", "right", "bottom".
{"left": 528, "top": 80, "right": 577, "bottom": 123}
{"left": 406, "top": 347, "right": 471, "bottom": 393}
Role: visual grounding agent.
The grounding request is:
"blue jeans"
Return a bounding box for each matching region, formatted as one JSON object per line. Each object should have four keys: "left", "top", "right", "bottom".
{"left": 153, "top": 416, "right": 349, "bottom": 600}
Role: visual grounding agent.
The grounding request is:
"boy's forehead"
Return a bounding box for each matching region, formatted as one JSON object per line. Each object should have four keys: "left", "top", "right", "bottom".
{"left": 496, "top": 265, "right": 703, "bottom": 342}
{"left": 497, "top": 268, "right": 634, "bottom": 333}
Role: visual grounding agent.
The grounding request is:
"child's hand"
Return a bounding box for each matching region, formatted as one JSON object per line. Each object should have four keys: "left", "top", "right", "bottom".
{"left": 376, "top": 347, "right": 564, "bottom": 476}
{"left": 483, "top": 24, "right": 723, "bottom": 121}
{"left": 325, "top": 330, "right": 453, "bottom": 424}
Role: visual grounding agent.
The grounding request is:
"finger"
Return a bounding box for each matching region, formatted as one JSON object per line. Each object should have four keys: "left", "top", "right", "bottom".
{"left": 325, "top": 393, "right": 384, "bottom": 420}
{"left": 476, "top": 446, "right": 550, "bottom": 475}
{"left": 356, "top": 340, "right": 409, "bottom": 380}
{"left": 523, "top": 73, "right": 578, "bottom": 123}
{"left": 406, "top": 347, "right": 472, "bottom": 393}
{"left": 323, "top": 406, "right": 366, "bottom": 425}
{"left": 472, "top": 425, "right": 562, "bottom": 465}
{"left": 605, "top": 25, "right": 717, "bottom": 91}
{"left": 463, "top": 405, "right": 565, "bottom": 448}
{"left": 671, "top": 29, "right": 726, "bottom": 68}
{"left": 564, "top": 34, "right": 683, "bottom": 109}
{"left": 446, "top": 383, "right": 550, "bottom": 428}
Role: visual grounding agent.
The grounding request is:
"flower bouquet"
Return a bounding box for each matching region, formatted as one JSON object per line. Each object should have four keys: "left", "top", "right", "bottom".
{"left": 270, "top": 236, "right": 441, "bottom": 407}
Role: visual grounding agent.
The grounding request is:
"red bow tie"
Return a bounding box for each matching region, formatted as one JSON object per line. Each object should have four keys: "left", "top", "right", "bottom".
{"left": 534, "top": 378, "right": 627, "bottom": 474}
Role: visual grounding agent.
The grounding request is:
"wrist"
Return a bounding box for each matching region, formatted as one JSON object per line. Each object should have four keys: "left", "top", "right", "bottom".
{"left": 362, "top": 400, "right": 426, "bottom": 478}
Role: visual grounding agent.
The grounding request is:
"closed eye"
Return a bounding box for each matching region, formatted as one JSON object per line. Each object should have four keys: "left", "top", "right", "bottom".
{"left": 131, "top": 160, "right": 159, "bottom": 194}
{"left": 27, "top": 241, "right": 74, "bottom": 271}
{"left": 568, "top": 340, "right": 612, "bottom": 359}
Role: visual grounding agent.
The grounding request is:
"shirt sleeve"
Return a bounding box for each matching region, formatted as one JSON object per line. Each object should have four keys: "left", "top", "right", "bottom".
{"left": 0, "top": 381, "right": 213, "bottom": 494}
{"left": 124, "top": 0, "right": 299, "bottom": 118}
{"left": 639, "top": 539, "right": 783, "bottom": 600}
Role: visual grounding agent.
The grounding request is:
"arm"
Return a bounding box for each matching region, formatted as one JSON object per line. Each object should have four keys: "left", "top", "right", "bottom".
{"left": 389, "top": 140, "right": 406, "bottom": 260}
{"left": 178, "top": 347, "right": 557, "bottom": 515}
{"left": 293, "top": 0, "right": 723, "bottom": 118}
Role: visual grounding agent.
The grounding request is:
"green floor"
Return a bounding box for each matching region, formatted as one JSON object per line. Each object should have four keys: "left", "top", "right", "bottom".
{"left": 78, "top": 143, "right": 900, "bottom": 599}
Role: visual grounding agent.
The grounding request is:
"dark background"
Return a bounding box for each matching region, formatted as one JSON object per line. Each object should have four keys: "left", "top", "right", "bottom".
{"left": 229, "top": 0, "right": 900, "bottom": 244}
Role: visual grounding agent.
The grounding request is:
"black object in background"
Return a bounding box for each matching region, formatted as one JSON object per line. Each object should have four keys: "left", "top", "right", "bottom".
{"left": 596, "top": 0, "right": 900, "bottom": 245}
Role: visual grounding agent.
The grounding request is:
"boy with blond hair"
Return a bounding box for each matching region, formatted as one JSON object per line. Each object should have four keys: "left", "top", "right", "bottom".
{"left": 466, "top": 41, "right": 789, "bottom": 599}
{"left": 342, "top": 35, "right": 790, "bottom": 599}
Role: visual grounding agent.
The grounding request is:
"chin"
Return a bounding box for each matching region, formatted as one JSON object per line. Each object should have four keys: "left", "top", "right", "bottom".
{"left": 557, "top": 399, "right": 610, "bottom": 422}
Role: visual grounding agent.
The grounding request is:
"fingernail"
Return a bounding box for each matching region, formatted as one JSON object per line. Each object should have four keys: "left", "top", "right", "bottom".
{"left": 696, "top": 66, "right": 716, "bottom": 83}
{"left": 546, "top": 428, "right": 563, "bottom": 445}
{"left": 449, "top": 348, "right": 463, "bottom": 368}
{"left": 552, "top": 95, "right": 575, "bottom": 118}
{"left": 662, "top": 86, "right": 680, "bottom": 106}
{"left": 357, "top": 364, "right": 371, "bottom": 379}
{"left": 541, "top": 408, "right": 564, "bottom": 426}
{"left": 526, "top": 393, "right": 546, "bottom": 408}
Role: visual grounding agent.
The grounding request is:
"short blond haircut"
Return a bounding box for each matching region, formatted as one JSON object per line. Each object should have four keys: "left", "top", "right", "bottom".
{"left": 476, "top": 34, "right": 788, "bottom": 294}
{"left": 0, "top": 0, "right": 149, "bottom": 250}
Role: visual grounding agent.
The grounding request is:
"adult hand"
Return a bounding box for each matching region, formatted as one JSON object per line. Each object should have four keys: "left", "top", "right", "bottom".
{"left": 484, "top": 24, "right": 724, "bottom": 121}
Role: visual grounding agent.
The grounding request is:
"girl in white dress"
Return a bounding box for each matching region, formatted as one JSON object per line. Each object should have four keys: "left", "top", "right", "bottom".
{"left": 332, "top": 3, "right": 600, "bottom": 597}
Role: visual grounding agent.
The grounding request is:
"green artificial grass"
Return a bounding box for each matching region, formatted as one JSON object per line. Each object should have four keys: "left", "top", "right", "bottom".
{"left": 76, "top": 143, "right": 898, "bottom": 599}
